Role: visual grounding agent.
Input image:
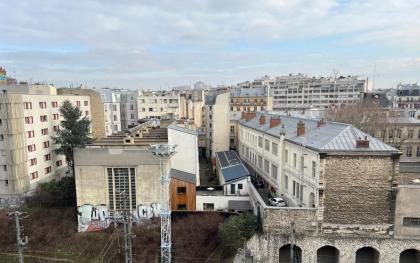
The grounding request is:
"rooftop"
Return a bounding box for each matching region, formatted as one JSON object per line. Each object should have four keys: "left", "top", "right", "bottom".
{"left": 240, "top": 113, "right": 400, "bottom": 154}
{"left": 216, "top": 150, "right": 250, "bottom": 184}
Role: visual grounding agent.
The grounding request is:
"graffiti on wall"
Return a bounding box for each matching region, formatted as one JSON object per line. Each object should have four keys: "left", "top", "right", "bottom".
{"left": 77, "top": 203, "right": 162, "bottom": 232}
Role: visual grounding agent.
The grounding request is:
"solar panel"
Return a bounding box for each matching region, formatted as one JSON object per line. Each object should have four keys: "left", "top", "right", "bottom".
{"left": 217, "top": 152, "right": 229, "bottom": 168}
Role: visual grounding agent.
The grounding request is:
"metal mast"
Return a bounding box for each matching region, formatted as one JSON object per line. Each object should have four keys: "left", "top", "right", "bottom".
{"left": 8, "top": 211, "right": 28, "bottom": 263}
{"left": 150, "top": 144, "right": 176, "bottom": 263}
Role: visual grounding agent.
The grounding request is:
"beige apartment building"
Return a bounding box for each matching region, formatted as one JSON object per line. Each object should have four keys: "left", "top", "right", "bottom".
{"left": 137, "top": 90, "right": 179, "bottom": 120}
{"left": 0, "top": 84, "right": 91, "bottom": 195}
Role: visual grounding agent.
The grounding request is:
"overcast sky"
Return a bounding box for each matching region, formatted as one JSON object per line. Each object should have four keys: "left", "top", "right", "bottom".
{"left": 1, "top": 0, "right": 419, "bottom": 90}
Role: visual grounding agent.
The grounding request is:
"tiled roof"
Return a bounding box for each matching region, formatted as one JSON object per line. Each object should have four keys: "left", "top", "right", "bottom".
{"left": 240, "top": 113, "right": 400, "bottom": 154}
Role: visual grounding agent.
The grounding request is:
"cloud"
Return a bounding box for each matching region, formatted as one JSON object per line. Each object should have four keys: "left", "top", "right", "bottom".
{"left": 0, "top": 0, "right": 419, "bottom": 89}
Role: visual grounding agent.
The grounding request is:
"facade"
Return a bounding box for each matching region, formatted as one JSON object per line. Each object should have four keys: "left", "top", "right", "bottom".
{"left": 229, "top": 87, "right": 268, "bottom": 113}
{"left": 394, "top": 83, "right": 420, "bottom": 109}
{"left": 57, "top": 87, "right": 106, "bottom": 139}
{"left": 178, "top": 89, "right": 205, "bottom": 128}
{"left": 97, "top": 88, "right": 122, "bottom": 136}
{"left": 169, "top": 169, "right": 196, "bottom": 211}
{"left": 120, "top": 90, "right": 138, "bottom": 129}
{"left": 137, "top": 90, "right": 179, "bottom": 120}
{"left": 0, "top": 84, "right": 91, "bottom": 195}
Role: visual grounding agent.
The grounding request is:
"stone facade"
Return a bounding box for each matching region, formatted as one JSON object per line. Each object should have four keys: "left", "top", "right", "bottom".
{"left": 322, "top": 155, "right": 395, "bottom": 225}
{"left": 241, "top": 233, "right": 420, "bottom": 263}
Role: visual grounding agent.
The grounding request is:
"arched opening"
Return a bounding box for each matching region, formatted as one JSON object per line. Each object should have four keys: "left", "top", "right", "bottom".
{"left": 279, "top": 244, "right": 302, "bottom": 263}
{"left": 400, "top": 249, "right": 420, "bottom": 263}
{"left": 356, "top": 247, "right": 379, "bottom": 263}
{"left": 317, "top": 245, "right": 339, "bottom": 263}
{"left": 309, "top": 192, "right": 315, "bottom": 207}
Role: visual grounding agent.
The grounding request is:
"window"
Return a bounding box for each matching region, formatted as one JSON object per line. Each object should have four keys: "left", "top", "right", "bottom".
{"left": 25, "top": 116, "right": 33, "bottom": 124}
{"left": 265, "top": 139, "right": 270, "bottom": 151}
{"left": 45, "top": 166, "right": 52, "bottom": 174}
{"left": 51, "top": 101, "right": 58, "bottom": 108}
{"left": 272, "top": 142, "right": 278, "bottom": 156}
{"left": 130, "top": 114, "right": 134, "bottom": 119}
{"left": 0, "top": 134, "right": 3, "bottom": 141}
{"left": 113, "top": 105, "right": 117, "bottom": 111}
{"left": 177, "top": 187, "right": 187, "bottom": 194}
{"left": 107, "top": 168, "right": 136, "bottom": 210}
{"left": 39, "top": 102, "right": 47, "bottom": 109}
{"left": 271, "top": 164, "right": 278, "bottom": 180}
{"left": 29, "top": 158, "right": 37, "bottom": 166}
{"left": 403, "top": 217, "right": 420, "bottom": 226}
{"left": 285, "top": 149, "right": 288, "bottom": 164}
{"left": 407, "top": 147, "right": 412, "bottom": 157}
{"left": 264, "top": 159, "right": 270, "bottom": 174}
{"left": 44, "top": 154, "right": 51, "bottom": 161}
{"left": 27, "top": 130, "right": 35, "bottom": 138}
{"left": 43, "top": 141, "right": 50, "bottom": 148}
{"left": 30, "top": 171, "right": 38, "bottom": 180}
{"left": 285, "top": 176, "right": 288, "bottom": 189}
{"left": 230, "top": 126, "right": 235, "bottom": 133}
{"left": 312, "top": 161, "right": 316, "bottom": 177}
{"left": 41, "top": 128, "right": 49, "bottom": 135}
{"left": 408, "top": 130, "right": 414, "bottom": 139}
{"left": 53, "top": 125, "right": 59, "bottom": 132}
{"left": 27, "top": 144, "right": 36, "bottom": 152}
{"left": 177, "top": 204, "right": 187, "bottom": 210}
{"left": 258, "top": 155, "right": 262, "bottom": 168}
{"left": 396, "top": 129, "right": 402, "bottom": 138}
{"left": 203, "top": 203, "right": 214, "bottom": 211}
{"left": 418, "top": 130, "right": 420, "bottom": 139}
{"left": 53, "top": 113, "right": 60, "bottom": 120}
{"left": 113, "top": 115, "right": 117, "bottom": 121}
{"left": 130, "top": 104, "right": 134, "bottom": 110}
{"left": 238, "top": 184, "right": 243, "bottom": 190}
{"left": 40, "top": 115, "right": 48, "bottom": 122}
{"left": 76, "top": 101, "right": 81, "bottom": 106}
{"left": 85, "top": 111, "right": 89, "bottom": 116}
{"left": 258, "top": 136, "right": 263, "bottom": 147}
{"left": 293, "top": 153, "right": 297, "bottom": 168}
{"left": 56, "top": 160, "right": 63, "bottom": 167}
{"left": 84, "top": 101, "right": 89, "bottom": 106}
{"left": 23, "top": 102, "right": 32, "bottom": 109}
{"left": 301, "top": 156, "right": 305, "bottom": 172}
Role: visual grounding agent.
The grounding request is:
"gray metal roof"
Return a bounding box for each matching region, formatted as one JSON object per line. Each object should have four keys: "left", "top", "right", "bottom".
{"left": 240, "top": 113, "right": 400, "bottom": 154}
{"left": 216, "top": 151, "right": 250, "bottom": 183}
{"left": 228, "top": 200, "right": 252, "bottom": 211}
{"left": 169, "top": 168, "right": 196, "bottom": 184}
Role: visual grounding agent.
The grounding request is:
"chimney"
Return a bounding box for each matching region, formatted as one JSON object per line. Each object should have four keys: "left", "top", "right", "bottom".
{"left": 317, "top": 118, "right": 326, "bottom": 128}
{"left": 269, "top": 117, "right": 281, "bottom": 128}
{"left": 297, "top": 121, "right": 305, "bottom": 136}
{"left": 259, "top": 115, "right": 266, "bottom": 125}
{"left": 356, "top": 136, "right": 370, "bottom": 148}
{"left": 245, "top": 112, "right": 256, "bottom": 121}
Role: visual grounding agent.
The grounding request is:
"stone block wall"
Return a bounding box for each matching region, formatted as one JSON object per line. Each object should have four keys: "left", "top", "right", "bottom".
{"left": 264, "top": 207, "right": 317, "bottom": 235}
{"left": 323, "top": 155, "right": 394, "bottom": 224}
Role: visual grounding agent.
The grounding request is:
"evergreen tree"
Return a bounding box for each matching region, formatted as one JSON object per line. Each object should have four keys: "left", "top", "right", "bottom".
{"left": 53, "top": 100, "right": 93, "bottom": 174}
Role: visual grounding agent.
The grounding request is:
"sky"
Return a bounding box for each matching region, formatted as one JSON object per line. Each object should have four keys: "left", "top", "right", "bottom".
{"left": 1, "top": 0, "right": 419, "bottom": 90}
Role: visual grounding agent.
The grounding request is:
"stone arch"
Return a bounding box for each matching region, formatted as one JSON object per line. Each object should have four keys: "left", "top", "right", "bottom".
{"left": 356, "top": 246, "right": 380, "bottom": 263}
{"left": 279, "top": 244, "right": 302, "bottom": 263}
{"left": 399, "top": 249, "right": 420, "bottom": 263}
{"left": 317, "top": 245, "right": 339, "bottom": 263}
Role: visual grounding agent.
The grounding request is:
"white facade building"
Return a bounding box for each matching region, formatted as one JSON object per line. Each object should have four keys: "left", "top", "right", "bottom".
{"left": 137, "top": 90, "right": 179, "bottom": 120}
{"left": 0, "top": 84, "right": 91, "bottom": 195}
{"left": 97, "top": 88, "right": 122, "bottom": 136}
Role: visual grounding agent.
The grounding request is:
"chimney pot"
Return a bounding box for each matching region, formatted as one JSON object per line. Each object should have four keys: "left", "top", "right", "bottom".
{"left": 269, "top": 117, "right": 281, "bottom": 128}
{"left": 259, "top": 115, "right": 266, "bottom": 125}
{"left": 297, "top": 120, "right": 305, "bottom": 136}
{"left": 356, "top": 138, "right": 370, "bottom": 148}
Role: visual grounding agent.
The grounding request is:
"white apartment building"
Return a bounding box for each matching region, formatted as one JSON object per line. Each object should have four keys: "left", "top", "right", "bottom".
{"left": 0, "top": 84, "right": 90, "bottom": 195}
{"left": 97, "top": 88, "right": 122, "bottom": 136}
{"left": 243, "top": 74, "right": 365, "bottom": 111}
{"left": 120, "top": 90, "right": 138, "bottom": 129}
{"left": 237, "top": 112, "right": 398, "bottom": 208}
{"left": 137, "top": 90, "right": 179, "bottom": 120}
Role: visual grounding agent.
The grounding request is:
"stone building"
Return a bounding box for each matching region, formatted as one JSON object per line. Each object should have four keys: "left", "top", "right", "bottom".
{"left": 234, "top": 112, "right": 420, "bottom": 263}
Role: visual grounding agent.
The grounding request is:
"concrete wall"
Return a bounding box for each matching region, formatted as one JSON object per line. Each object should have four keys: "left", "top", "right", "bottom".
{"left": 196, "top": 195, "right": 249, "bottom": 211}
{"left": 323, "top": 155, "right": 394, "bottom": 225}
{"left": 211, "top": 92, "right": 230, "bottom": 158}
{"left": 168, "top": 124, "right": 200, "bottom": 185}
{"left": 394, "top": 184, "right": 420, "bottom": 239}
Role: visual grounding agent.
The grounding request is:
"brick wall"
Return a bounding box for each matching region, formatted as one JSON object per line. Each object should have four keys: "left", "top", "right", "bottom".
{"left": 323, "top": 155, "right": 394, "bottom": 224}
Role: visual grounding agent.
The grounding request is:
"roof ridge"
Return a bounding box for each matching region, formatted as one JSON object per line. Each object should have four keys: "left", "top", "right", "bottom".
{"left": 321, "top": 125, "right": 353, "bottom": 149}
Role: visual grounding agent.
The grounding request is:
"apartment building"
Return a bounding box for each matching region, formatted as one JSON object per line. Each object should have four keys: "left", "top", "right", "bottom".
{"left": 229, "top": 87, "right": 268, "bottom": 113}
{"left": 178, "top": 89, "right": 205, "bottom": 128}
{"left": 120, "top": 90, "right": 138, "bottom": 129}
{"left": 57, "top": 86, "right": 106, "bottom": 139}
{"left": 137, "top": 90, "right": 179, "bottom": 120}
{"left": 394, "top": 83, "right": 420, "bottom": 109}
{"left": 0, "top": 84, "right": 90, "bottom": 195}
{"left": 238, "top": 112, "right": 400, "bottom": 209}
{"left": 97, "top": 88, "right": 122, "bottom": 136}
